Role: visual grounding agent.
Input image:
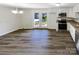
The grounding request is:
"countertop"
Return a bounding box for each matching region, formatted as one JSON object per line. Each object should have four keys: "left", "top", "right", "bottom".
{"left": 67, "top": 20, "right": 79, "bottom": 32}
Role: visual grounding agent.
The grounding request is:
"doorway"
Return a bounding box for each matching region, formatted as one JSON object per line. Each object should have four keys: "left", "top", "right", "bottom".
{"left": 33, "top": 13, "right": 47, "bottom": 28}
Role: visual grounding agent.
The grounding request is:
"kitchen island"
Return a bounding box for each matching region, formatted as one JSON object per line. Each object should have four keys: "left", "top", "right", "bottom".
{"left": 67, "top": 20, "right": 79, "bottom": 54}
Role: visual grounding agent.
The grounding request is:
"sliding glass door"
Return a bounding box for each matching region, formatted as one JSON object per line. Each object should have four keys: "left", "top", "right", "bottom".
{"left": 33, "top": 12, "right": 47, "bottom": 28}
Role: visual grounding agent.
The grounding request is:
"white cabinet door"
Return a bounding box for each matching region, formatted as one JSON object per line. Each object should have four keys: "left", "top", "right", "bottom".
{"left": 76, "top": 6, "right": 79, "bottom": 12}
{"left": 70, "top": 24, "right": 75, "bottom": 42}
{"left": 73, "top": 5, "right": 79, "bottom": 12}
{"left": 67, "top": 23, "right": 76, "bottom": 42}
{"left": 67, "top": 23, "right": 70, "bottom": 31}
{"left": 68, "top": 8, "right": 75, "bottom": 18}
{"left": 73, "top": 6, "right": 78, "bottom": 12}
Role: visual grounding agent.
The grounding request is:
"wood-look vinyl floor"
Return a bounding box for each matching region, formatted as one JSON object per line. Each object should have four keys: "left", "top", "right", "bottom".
{"left": 0, "top": 29, "right": 77, "bottom": 55}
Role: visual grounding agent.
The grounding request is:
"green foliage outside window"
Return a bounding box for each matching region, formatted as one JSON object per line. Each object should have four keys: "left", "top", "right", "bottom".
{"left": 42, "top": 16, "right": 47, "bottom": 22}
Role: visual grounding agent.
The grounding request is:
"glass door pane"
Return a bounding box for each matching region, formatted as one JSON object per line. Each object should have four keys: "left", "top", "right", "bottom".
{"left": 41, "top": 13, "right": 47, "bottom": 28}
{"left": 34, "top": 13, "right": 40, "bottom": 28}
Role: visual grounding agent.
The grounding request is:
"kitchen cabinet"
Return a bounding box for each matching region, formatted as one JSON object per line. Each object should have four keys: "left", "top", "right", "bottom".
{"left": 75, "top": 31, "right": 79, "bottom": 53}
{"left": 75, "top": 31, "right": 79, "bottom": 43}
{"left": 67, "top": 23, "right": 76, "bottom": 42}
{"left": 68, "top": 5, "right": 79, "bottom": 18}
{"left": 73, "top": 6, "right": 77, "bottom": 12}
{"left": 67, "top": 23, "right": 70, "bottom": 31}
{"left": 73, "top": 5, "right": 79, "bottom": 12}
{"left": 67, "top": 8, "right": 76, "bottom": 18}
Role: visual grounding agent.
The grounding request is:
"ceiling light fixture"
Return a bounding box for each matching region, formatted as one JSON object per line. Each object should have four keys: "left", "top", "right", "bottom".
{"left": 56, "top": 3, "right": 60, "bottom": 6}
{"left": 11, "top": 8, "right": 18, "bottom": 14}
{"left": 11, "top": 8, "right": 23, "bottom": 14}
{"left": 11, "top": 10, "right": 18, "bottom": 14}
{"left": 19, "top": 10, "right": 24, "bottom": 14}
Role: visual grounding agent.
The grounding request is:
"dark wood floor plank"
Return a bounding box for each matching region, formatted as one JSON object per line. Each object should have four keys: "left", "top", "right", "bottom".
{"left": 0, "top": 29, "right": 76, "bottom": 55}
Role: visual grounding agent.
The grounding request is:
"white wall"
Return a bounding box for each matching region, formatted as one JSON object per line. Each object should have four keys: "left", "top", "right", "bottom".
{"left": 0, "top": 6, "right": 21, "bottom": 36}
{"left": 32, "top": 8, "right": 57, "bottom": 29}
{"left": 21, "top": 8, "right": 70, "bottom": 29}
{"left": 0, "top": 5, "right": 73, "bottom": 36}
{"left": 22, "top": 9, "right": 33, "bottom": 29}
{"left": 21, "top": 8, "right": 58, "bottom": 29}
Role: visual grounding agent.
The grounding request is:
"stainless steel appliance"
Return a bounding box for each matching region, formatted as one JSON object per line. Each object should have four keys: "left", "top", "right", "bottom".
{"left": 58, "top": 20, "right": 67, "bottom": 30}
{"left": 57, "top": 13, "right": 67, "bottom": 31}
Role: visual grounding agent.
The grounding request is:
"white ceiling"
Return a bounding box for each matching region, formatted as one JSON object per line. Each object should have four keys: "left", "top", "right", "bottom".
{"left": 0, "top": 3, "right": 78, "bottom": 8}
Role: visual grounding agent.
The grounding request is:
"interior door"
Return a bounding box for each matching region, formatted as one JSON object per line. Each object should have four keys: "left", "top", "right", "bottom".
{"left": 48, "top": 13, "right": 57, "bottom": 29}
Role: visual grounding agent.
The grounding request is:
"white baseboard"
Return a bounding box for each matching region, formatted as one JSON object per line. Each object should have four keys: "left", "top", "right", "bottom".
{"left": 0, "top": 28, "right": 20, "bottom": 36}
